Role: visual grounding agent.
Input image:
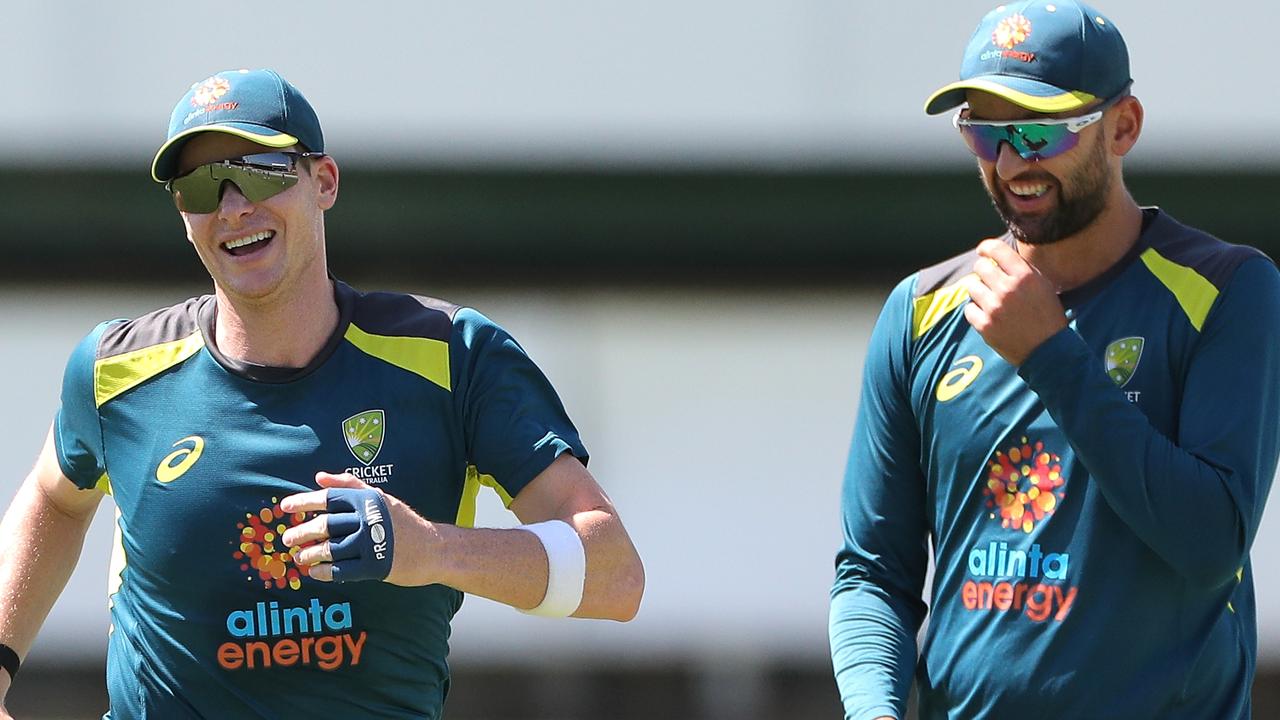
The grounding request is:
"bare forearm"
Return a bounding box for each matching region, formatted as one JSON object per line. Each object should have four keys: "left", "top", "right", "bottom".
{"left": 565, "top": 508, "right": 644, "bottom": 620}
{"left": 0, "top": 478, "right": 98, "bottom": 682}
{"left": 410, "top": 509, "right": 643, "bottom": 621}
{"left": 282, "top": 459, "right": 644, "bottom": 621}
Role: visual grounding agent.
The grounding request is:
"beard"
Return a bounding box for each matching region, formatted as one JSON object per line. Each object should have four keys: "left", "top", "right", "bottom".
{"left": 983, "top": 130, "right": 1111, "bottom": 246}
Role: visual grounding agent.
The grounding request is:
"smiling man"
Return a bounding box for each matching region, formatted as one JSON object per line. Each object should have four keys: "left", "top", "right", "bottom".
{"left": 829, "top": 3, "right": 1280, "bottom": 719}
{"left": 0, "top": 69, "right": 643, "bottom": 719}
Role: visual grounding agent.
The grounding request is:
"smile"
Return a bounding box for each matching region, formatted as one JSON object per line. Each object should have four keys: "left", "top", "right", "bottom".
{"left": 1007, "top": 182, "right": 1050, "bottom": 198}
{"left": 222, "top": 230, "right": 275, "bottom": 255}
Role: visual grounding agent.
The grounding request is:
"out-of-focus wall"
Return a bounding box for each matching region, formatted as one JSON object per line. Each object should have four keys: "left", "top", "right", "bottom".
{"left": 0, "top": 283, "right": 865, "bottom": 670}
{"left": 3, "top": 3, "right": 1279, "bottom": 715}
{"left": 4, "top": 283, "right": 1280, "bottom": 674}
{"left": 2, "top": 1, "right": 1276, "bottom": 170}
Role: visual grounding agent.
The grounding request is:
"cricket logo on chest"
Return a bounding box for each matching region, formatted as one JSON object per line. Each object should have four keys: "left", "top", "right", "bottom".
{"left": 1104, "top": 337, "right": 1144, "bottom": 388}
{"left": 342, "top": 410, "right": 395, "bottom": 483}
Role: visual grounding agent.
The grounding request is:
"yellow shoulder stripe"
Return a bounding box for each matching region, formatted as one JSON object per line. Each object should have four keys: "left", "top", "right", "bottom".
{"left": 455, "top": 464, "right": 515, "bottom": 528}
{"left": 913, "top": 280, "right": 971, "bottom": 339}
{"left": 344, "top": 323, "right": 451, "bottom": 391}
{"left": 1139, "top": 248, "right": 1219, "bottom": 332}
{"left": 94, "top": 331, "right": 206, "bottom": 408}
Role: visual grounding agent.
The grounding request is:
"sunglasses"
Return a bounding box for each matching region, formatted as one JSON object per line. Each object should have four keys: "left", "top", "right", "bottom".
{"left": 953, "top": 92, "right": 1127, "bottom": 162}
{"left": 166, "top": 151, "right": 324, "bottom": 213}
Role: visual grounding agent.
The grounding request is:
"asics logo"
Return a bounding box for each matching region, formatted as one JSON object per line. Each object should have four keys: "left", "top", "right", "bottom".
{"left": 157, "top": 435, "right": 205, "bottom": 483}
{"left": 937, "top": 355, "right": 983, "bottom": 402}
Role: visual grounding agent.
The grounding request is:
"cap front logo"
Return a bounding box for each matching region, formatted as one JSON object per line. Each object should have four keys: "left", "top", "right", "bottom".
{"left": 191, "top": 77, "right": 231, "bottom": 107}
{"left": 992, "top": 13, "right": 1032, "bottom": 49}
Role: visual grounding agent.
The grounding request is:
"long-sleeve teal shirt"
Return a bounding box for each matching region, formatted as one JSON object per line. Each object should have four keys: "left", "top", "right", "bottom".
{"left": 830, "top": 209, "right": 1280, "bottom": 719}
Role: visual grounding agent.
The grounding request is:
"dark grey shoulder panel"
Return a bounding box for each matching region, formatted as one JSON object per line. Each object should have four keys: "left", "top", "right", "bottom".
{"left": 97, "top": 296, "right": 207, "bottom": 359}
{"left": 349, "top": 289, "right": 458, "bottom": 341}
{"left": 412, "top": 294, "right": 463, "bottom": 322}
{"left": 914, "top": 247, "right": 982, "bottom": 299}
{"left": 1146, "top": 212, "right": 1274, "bottom": 289}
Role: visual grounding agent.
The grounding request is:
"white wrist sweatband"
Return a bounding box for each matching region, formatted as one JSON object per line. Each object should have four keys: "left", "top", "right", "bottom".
{"left": 519, "top": 519, "right": 586, "bottom": 617}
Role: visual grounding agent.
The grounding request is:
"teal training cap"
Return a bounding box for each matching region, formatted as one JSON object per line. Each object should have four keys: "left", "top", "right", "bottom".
{"left": 924, "top": 0, "right": 1131, "bottom": 115}
{"left": 151, "top": 69, "right": 324, "bottom": 182}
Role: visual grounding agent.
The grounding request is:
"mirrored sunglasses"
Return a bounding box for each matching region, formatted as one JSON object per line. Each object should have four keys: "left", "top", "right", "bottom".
{"left": 165, "top": 152, "right": 324, "bottom": 213}
{"left": 953, "top": 93, "right": 1126, "bottom": 162}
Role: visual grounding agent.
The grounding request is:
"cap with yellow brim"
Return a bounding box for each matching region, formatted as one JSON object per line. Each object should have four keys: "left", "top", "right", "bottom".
{"left": 923, "top": 0, "right": 1129, "bottom": 116}
{"left": 151, "top": 69, "right": 323, "bottom": 182}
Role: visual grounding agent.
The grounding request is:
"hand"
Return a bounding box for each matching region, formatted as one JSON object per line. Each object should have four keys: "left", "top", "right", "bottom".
{"left": 962, "top": 239, "right": 1068, "bottom": 365}
{"left": 281, "top": 472, "right": 435, "bottom": 586}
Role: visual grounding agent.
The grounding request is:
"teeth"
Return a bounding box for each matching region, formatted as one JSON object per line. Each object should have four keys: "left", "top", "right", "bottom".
{"left": 1009, "top": 183, "right": 1049, "bottom": 198}
{"left": 224, "top": 230, "right": 273, "bottom": 250}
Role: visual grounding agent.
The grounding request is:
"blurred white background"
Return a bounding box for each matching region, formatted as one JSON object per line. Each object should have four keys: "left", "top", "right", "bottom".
{"left": 2, "top": 1, "right": 1275, "bottom": 169}
{"left": 1, "top": 4, "right": 1278, "bottom": 716}
{"left": 4, "top": 282, "right": 1280, "bottom": 672}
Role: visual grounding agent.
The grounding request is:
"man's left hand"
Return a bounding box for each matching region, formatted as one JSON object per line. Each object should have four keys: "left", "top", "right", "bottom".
{"left": 281, "top": 472, "right": 435, "bottom": 586}
{"left": 962, "top": 239, "right": 1068, "bottom": 366}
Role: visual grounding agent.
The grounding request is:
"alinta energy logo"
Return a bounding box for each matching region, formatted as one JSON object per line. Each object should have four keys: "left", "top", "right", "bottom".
{"left": 983, "top": 13, "right": 1036, "bottom": 63}
{"left": 191, "top": 76, "right": 231, "bottom": 107}
{"left": 184, "top": 76, "right": 238, "bottom": 124}
{"left": 960, "top": 436, "right": 1077, "bottom": 623}
{"left": 220, "top": 498, "right": 368, "bottom": 672}
{"left": 992, "top": 13, "right": 1031, "bottom": 48}
{"left": 981, "top": 436, "right": 1064, "bottom": 534}
{"left": 343, "top": 410, "right": 395, "bottom": 484}
{"left": 232, "top": 497, "right": 314, "bottom": 591}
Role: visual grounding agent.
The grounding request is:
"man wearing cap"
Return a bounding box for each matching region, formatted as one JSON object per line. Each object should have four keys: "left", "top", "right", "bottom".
{"left": 0, "top": 68, "right": 644, "bottom": 718}
{"left": 829, "top": 2, "right": 1279, "bottom": 718}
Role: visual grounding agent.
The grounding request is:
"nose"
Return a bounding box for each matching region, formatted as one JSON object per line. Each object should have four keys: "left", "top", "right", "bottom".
{"left": 216, "top": 180, "right": 255, "bottom": 221}
{"left": 994, "top": 141, "right": 1037, "bottom": 180}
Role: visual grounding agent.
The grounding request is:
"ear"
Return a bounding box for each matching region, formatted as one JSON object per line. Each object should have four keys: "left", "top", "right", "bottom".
{"left": 310, "top": 155, "right": 340, "bottom": 210}
{"left": 1108, "top": 96, "right": 1143, "bottom": 157}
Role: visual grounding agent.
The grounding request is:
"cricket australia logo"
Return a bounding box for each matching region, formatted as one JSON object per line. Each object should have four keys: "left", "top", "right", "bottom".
{"left": 1104, "top": 337, "right": 1144, "bottom": 387}
{"left": 343, "top": 410, "right": 386, "bottom": 466}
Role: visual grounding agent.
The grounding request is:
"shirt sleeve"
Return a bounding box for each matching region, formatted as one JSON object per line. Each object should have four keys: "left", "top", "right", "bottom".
{"left": 1018, "top": 257, "right": 1280, "bottom": 587}
{"left": 451, "top": 308, "right": 587, "bottom": 503}
{"left": 829, "top": 277, "right": 929, "bottom": 720}
{"left": 53, "top": 322, "right": 117, "bottom": 490}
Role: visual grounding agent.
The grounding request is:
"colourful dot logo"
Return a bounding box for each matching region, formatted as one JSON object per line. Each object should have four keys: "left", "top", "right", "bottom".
{"left": 992, "top": 14, "right": 1032, "bottom": 49}
{"left": 191, "top": 76, "right": 231, "bottom": 107}
{"left": 232, "top": 499, "right": 315, "bottom": 591}
{"left": 982, "top": 437, "right": 1065, "bottom": 533}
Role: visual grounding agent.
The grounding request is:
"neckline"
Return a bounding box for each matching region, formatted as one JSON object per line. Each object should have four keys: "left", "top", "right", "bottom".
{"left": 196, "top": 279, "right": 356, "bottom": 383}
